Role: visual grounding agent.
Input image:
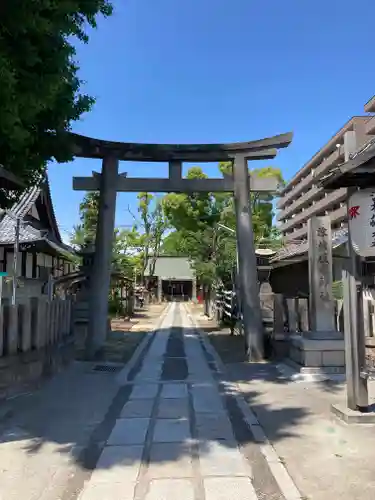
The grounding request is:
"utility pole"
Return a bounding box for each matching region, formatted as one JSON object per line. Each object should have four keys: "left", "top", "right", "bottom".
{"left": 12, "top": 217, "right": 20, "bottom": 305}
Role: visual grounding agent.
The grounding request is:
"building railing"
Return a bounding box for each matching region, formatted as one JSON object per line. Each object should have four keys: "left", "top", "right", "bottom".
{"left": 277, "top": 146, "right": 344, "bottom": 211}
{"left": 277, "top": 185, "right": 320, "bottom": 222}
{"left": 279, "top": 188, "right": 347, "bottom": 233}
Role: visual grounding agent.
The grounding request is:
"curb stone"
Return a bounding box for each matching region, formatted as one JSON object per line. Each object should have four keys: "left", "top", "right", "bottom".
{"left": 184, "top": 304, "right": 303, "bottom": 500}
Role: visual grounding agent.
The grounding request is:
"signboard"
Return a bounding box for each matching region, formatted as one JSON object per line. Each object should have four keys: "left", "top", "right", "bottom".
{"left": 348, "top": 189, "right": 375, "bottom": 257}
{"left": 308, "top": 216, "right": 334, "bottom": 332}
{"left": 316, "top": 225, "right": 331, "bottom": 302}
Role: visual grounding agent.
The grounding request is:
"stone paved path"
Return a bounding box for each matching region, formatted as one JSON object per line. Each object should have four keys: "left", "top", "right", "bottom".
{"left": 78, "top": 303, "right": 297, "bottom": 500}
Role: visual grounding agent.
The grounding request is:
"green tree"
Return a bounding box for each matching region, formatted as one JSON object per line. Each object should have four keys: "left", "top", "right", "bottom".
{"left": 129, "top": 193, "right": 169, "bottom": 281}
{"left": 78, "top": 192, "right": 100, "bottom": 246}
{"left": 160, "top": 231, "right": 187, "bottom": 256}
{"left": 218, "top": 162, "right": 284, "bottom": 241}
{"left": 163, "top": 167, "right": 225, "bottom": 285}
{"left": 0, "top": 1, "right": 113, "bottom": 196}
{"left": 70, "top": 192, "right": 141, "bottom": 279}
{"left": 70, "top": 224, "right": 86, "bottom": 250}
{"left": 112, "top": 228, "right": 140, "bottom": 279}
{"left": 162, "top": 163, "right": 284, "bottom": 286}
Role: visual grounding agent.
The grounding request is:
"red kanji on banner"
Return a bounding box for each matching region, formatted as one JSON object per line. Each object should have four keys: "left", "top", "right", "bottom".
{"left": 348, "top": 205, "right": 360, "bottom": 219}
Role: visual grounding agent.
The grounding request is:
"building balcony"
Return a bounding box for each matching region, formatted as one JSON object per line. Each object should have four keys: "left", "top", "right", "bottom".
{"left": 277, "top": 171, "right": 314, "bottom": 209}
{"left": 329, "top": 204, "right": 347, "bottom": 225}
{"left": 277, "top": 146, "right": 344, "bottom": 210}
{"left": 283, "top": 204, "right": 347, "bottom": 243}
{"left": 365, "top": 115, "right": 375, "bottom": 136}
{"left": 314, "top": 145, "right": 344, "bottom": 178}
{"left": 277, "top": 185, "right": 320, "bottom": 221}
{"left": 279, "top": 188, "right": 347, "bottom": 233}
{"left": 364, "top": 95, "right": 375, "bottom": 113}
{"left": 284, "top": 224, "right": 308, "bottom": 243}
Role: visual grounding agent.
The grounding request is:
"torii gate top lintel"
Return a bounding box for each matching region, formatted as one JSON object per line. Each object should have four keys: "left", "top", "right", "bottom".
{"left": 70, "top": 131, "right": 293, "bottom": 162}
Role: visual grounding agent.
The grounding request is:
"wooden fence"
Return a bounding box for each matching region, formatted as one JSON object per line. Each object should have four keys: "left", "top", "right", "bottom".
{"left": 0, "top": 298, "right": 72, "bottom": 358}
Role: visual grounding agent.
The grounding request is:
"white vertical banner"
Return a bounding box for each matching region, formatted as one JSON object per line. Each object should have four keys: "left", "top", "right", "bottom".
{"left": 348, "top": 189, "right": 375, "bottom": 257}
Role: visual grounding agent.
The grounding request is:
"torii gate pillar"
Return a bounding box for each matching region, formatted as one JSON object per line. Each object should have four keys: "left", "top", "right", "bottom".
{"left": 233, "top": 155, "right": 263, "bottom": 360}
{"left": 86, "top": 156, "right": 119, "bottom": 358}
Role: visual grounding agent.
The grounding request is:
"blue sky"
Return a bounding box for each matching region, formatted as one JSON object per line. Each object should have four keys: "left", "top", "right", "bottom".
{"left": 48, "top": 0, "right": 375, "bottom": 242}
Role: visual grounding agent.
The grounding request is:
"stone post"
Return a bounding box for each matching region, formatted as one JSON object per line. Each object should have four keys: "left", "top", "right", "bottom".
{"left": 297, "top": 298, "right": 309, "bottom": 332}
{"left": 308, "top": 216, "right": 335, "bottom": 333}
{"left": 286, "top": 298, "right": 298, "bottom": 333}
{"left": 21, "top": 299, "right": 32, "bottom": 352}
{"left": 8, "top": 305, "right": 18, "bottom": 355}
{"left": 233, "top": 155, "right": 263, "bottom": 360}
{"left": 86, "top": 156, "right": 119, "bottom": 358}
{"left": 273, "top": 294, "right": 285, "bottom": 335}
{"left": 157, "top": 277, "right": 162, "bottom": 303}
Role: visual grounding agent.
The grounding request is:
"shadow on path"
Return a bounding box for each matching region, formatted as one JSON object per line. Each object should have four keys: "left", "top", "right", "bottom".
{"left": 0, "top": 322, "right": 310, "bottom": 500}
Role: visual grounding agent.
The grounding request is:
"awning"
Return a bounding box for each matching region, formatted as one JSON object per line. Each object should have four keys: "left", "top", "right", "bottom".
{"left": 18, "top": 237, "right": 76, "bottom": 259}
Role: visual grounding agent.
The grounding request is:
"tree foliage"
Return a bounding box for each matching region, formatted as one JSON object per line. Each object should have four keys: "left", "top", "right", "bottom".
{"left": 0, "top": 0, "right": 113, "bottom": 192}
{"left": 71, "top": 192, "right": 100, "bottom": 248}
{"left": 163, "top": 167, "right": 229, "bottom": 285}
{"left": 162, "top": 163, "right": 284, "bottom": 285}
{"left": 130, "top": 193, "right": 169, "bottom": 280}
{"left": 70, "top": 191, "right": 138, "bottom": 279}
{"left": 71, "top": 191, "right": 168, "bottom": 283}
{"left": 160, "top": 231, "right": 187, "bottom": 256}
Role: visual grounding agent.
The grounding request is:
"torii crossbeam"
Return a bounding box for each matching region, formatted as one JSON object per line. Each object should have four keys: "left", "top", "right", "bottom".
{"left": 71, "top": 132, "right": 293, "bottom": 360}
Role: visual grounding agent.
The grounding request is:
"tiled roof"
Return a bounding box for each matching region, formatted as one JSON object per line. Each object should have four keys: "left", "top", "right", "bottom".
{"left": 0, "top": 186, "right": 42, "bottom": 244}
{"left": 271, "top": 227, "right": 348, "bottom": 263}
{"left": 0, "top": 182, "right": 73, "bottom": 256}
{"left": 144, "top": 256, "right": 194, "bottom": 279}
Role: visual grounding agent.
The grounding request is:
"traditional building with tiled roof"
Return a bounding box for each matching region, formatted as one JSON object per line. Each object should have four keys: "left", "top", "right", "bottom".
{"left": 0, "top": 177, "right": 75, "bottom": 301}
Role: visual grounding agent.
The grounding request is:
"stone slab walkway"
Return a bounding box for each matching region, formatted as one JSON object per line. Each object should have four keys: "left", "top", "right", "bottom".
{"left": 78, "top": 303, "right": 300, "bottom": 500}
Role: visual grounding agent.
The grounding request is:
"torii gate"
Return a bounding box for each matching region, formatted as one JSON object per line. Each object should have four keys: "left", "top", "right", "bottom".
{"left": 71, "top": 132, "right": 293, "bottom": 360}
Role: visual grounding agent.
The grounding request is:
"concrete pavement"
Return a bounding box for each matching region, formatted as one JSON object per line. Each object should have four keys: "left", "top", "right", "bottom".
{"left": 196, "top": 312, "right": 375, "bottom": 500}
{"left": 77, "top": 303, "right": 300, "bottom": 500}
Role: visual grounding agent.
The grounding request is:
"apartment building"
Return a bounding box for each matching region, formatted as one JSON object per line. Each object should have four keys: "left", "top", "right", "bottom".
{"left": 277, "top": 96, "right": 375, "bottom": 242}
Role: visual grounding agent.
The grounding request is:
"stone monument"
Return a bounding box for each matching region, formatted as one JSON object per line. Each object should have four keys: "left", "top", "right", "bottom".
{"left": 289, "top": 216, "right": 345, "bottom": 379}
